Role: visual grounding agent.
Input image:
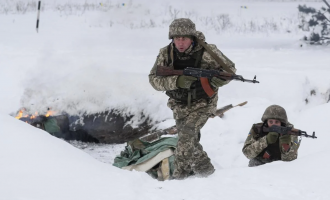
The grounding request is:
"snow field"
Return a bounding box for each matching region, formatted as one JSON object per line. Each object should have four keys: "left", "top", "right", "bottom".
{"left": 1, "top": 0, "right": 330, "bottom": 199}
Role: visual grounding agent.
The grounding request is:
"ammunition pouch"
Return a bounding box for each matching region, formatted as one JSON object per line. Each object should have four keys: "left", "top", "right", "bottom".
{"left": 166, "top": 80, "right": 210, "bottom": 104}
{"left": 166, "top": 42, "right": 210, "bottom": 105}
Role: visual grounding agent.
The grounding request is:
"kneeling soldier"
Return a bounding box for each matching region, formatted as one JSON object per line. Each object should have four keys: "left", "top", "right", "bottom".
{"left": 242, "top": 105, "right": 300, "bottom": 167}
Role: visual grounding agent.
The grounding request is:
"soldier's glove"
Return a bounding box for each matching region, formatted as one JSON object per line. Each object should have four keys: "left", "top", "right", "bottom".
{"left": 176, "top": 75, "right": 197, "bottom": 89}
{"left": 266, "top": 132, "right": 279, "bottom": 144}
{"left": 279, "top": 135, "right": 292, "bottom": 152}
{"left": 210, "top": 77, "right": 226, "bottom": 88}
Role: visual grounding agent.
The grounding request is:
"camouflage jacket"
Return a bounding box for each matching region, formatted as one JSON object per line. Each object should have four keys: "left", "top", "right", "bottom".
{"left": 242, "top": 123, "right": 300, "bottom": 162}
{"left": 148, "top": 31, "right": 236, "bottom": 94}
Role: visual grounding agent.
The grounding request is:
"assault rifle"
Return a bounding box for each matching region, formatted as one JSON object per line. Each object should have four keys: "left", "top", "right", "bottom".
{"left": 156, "top": 65, "right": 259, "bottom": 97}
{"left": 257, "top": 125, "right": 317, "bottom": 139}
{"left": 140, "top": 101, "right": 248, "bottom": 142}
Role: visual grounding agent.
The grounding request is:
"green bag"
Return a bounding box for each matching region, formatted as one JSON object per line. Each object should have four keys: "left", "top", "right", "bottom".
{"left": 44, "top": 117, "right": 61, "bottom": 135}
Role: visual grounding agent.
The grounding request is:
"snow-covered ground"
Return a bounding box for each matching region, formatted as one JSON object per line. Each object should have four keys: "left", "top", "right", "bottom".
{"left": 1, "top": 0, "right": 330, "bottom": 199}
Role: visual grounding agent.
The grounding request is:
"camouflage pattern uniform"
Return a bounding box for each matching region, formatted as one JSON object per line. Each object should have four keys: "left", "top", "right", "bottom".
{"left": 149, "top": 18, "right": 236, "bottom": 179}
{"left": 242, "top": 105, "right": 300, "bottom": 167}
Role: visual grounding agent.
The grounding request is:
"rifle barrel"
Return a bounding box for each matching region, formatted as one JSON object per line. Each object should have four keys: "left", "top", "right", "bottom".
{"left": 232, "top": 75, "right": 259, "bottom": 83}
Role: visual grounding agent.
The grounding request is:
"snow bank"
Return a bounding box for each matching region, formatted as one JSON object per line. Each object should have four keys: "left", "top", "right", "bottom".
{"left": 1, "top": 104, "right": 329, "bottom": 199}
{"left": 0, "top": 114, "right": 148, "bottom": 200}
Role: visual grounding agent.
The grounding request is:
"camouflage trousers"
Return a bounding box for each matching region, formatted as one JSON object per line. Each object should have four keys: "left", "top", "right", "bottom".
{"left": 167, "top": 97, "right": 217, "bottom": 180}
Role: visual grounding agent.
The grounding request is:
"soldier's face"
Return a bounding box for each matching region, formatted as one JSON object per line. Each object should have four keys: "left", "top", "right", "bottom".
{"left": 267, "top": 119, "right": 281, "bottom": 127}
{"left": 173, "top": 37, "right": 193, "bottom": 52}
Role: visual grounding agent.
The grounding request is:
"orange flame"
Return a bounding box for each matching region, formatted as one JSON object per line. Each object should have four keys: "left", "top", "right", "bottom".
{"left": 15, "top": 109, "right": 54, "bottom": 120}
{"left": 30, "top": 112, "right": 38, "bottom": 119}
{"left": 15, "top": 110, "right": 23, "bottom": 119}
{"left": 45, "top": 110, "right": 55, "bottom": 117}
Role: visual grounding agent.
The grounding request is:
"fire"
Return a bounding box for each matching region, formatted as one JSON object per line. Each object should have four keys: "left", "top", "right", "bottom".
{"left": 45, "top": 110, "right": 55, "bottom": 117}
{"left": 15, "top": 110, "right": 23, "bottom": 119}
{"left": 14, "top": 109, "right": 55, "bottom": 120}
{"left": 30, "top": 112, "right": 38, "bottom": 119}
{"left": 15, "top": 109, "right": 28, "bottom": 119}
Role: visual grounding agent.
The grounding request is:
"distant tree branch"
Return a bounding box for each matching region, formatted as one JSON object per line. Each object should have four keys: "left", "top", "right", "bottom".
{"left": 322, "top": 14, "right": 330, "bottom": 22}
{"left": 323, "top": 0, "right": 330, "bottom": 10}
{"left": 319, "top": 36, "right": 330, "bottom": 41}
{"left": 317, "top": 12, "right": 330, "bottom": 23}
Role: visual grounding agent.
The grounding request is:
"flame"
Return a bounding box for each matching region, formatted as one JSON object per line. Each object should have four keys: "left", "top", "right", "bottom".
{"left": 30, "top": 112, "right": 38, "bottom": 119}
{"left": 15, "top": 109, "right": 33, "bottom": 120}
{"left": 15, "top": 110, "right": 23, "bottom": 119}
{"left": 45, "top": 110, "right": 55, "bottom": 117}
{"left": 15, "top": 109, "right": 55, "bottom": 120}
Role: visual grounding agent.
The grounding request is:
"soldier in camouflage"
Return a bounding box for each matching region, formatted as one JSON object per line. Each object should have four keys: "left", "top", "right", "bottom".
{"left": 149, "top": 18, "right": 236, "bottom": 179}
{"left": 242, "top": 105, "right": 300, "bottom": 167}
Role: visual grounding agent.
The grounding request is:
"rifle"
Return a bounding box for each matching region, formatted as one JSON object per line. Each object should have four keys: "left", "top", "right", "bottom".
{"left": 140, "top": 101, "right": 248, "bottom": 142}
{"left": 139, "top": 125, "right": 178, "bottom": 142}
{"left": 211, "top": 101, "right": 247, "bottom": 118}
{"left": 257, "top": 125, "right": 317, "bottom": 139}
{"left": 156, "top": 65, "right": 259, "bottom": 97}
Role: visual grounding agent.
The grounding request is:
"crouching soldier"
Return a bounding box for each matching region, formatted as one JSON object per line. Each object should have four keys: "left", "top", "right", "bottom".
{"left": 242, "top": 105, "right": 300, "bottom": 167}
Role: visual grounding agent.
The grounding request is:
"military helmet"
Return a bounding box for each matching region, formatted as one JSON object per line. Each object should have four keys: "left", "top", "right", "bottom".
{"left": 169, "top": 18, "right": 197, "bottom": 39}
{"left": 261, "top": 105, "right": 288, "bottom": 124}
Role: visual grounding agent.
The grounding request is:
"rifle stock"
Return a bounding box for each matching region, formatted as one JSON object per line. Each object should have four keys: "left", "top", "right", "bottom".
{"left": 155, "top": 66, "right": 183, "bottom": 76}
{"left": 212, "top": 101, "right": 248, "bottom": 118}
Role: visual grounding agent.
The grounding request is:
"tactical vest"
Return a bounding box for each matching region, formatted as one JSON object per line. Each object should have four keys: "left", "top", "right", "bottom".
{"left": 165, "top": 44, "right": 209, "bottom": 103}
{"left": 252, "top": 123, "right": 282, "bottom": 161}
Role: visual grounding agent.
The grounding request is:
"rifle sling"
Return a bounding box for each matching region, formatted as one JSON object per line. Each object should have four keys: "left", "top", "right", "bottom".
{"left": 187, "top": 90, "right": 191, "bottom": 108}
{"left": 195, "top": 38, "right": 235, "bottom": 74}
